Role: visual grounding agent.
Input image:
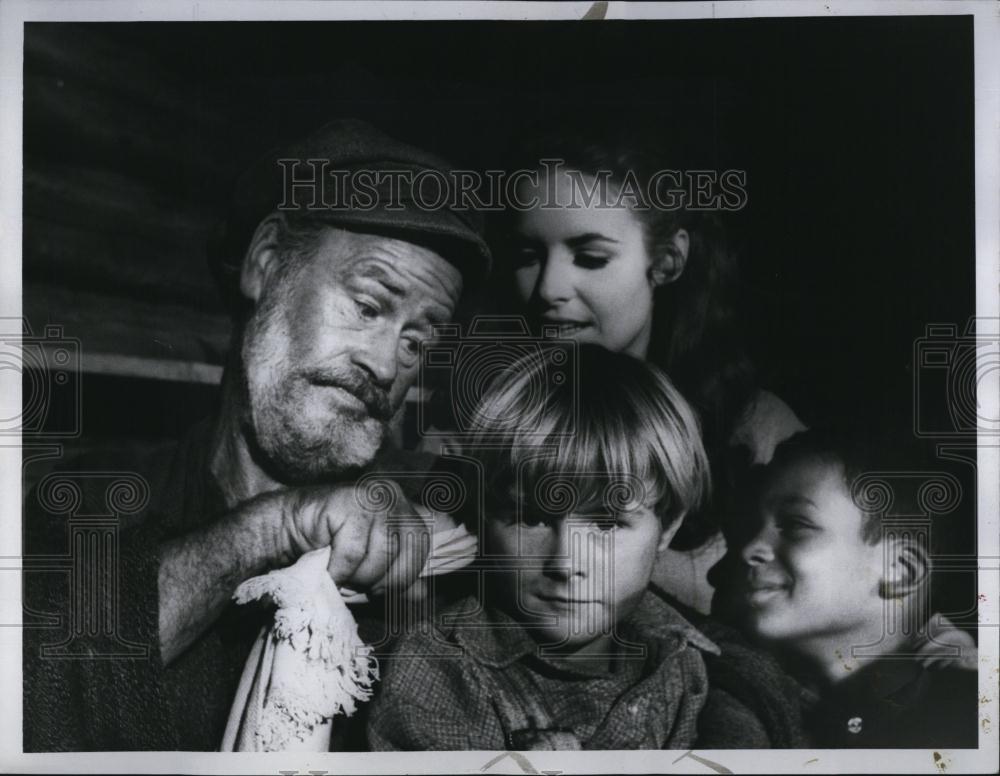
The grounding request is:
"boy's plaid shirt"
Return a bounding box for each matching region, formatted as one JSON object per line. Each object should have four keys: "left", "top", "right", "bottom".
{"left": 366, "top": 591, "right": 721, "bottom": 750}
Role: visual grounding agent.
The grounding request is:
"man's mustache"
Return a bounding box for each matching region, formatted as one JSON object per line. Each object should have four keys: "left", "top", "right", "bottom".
{"left": 302, "top": 367, "right": 394, "bottom": 422}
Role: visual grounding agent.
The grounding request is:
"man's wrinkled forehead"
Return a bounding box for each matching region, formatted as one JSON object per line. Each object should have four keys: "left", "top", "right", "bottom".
{"left": 317, "top": 227, "right": 463, "bottom": 319}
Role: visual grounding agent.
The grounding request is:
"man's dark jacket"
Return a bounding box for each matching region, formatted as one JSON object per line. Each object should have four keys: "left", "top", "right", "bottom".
{"left": 23, "top": 419, "right": 267, "bottom": 751}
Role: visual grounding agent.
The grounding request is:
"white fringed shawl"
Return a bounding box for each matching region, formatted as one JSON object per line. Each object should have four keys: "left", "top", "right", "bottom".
{"left": 221, "top": 524, "right": 475, "bottom": 751}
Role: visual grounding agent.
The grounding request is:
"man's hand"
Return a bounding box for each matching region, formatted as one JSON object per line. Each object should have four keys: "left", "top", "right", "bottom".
{"left": 159, "top": 478, "right": 428, "bottom": 665}
{"left": 276, "top": 479, "right": 432, "bottom": 593}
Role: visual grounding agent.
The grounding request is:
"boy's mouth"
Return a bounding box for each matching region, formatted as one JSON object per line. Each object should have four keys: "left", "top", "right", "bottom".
{"left": 535, "top": 592, "right": 598, "bottom": 607}
{"left": 745, "top": 581, "right": 789, "bottom": 606}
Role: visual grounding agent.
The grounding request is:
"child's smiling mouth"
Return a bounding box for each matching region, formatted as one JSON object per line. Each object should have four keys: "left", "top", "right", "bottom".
{"left": 746, "top": 585, "right": 788, "bottom": 606}
{"left": 744, "top": 574, "right": 791, "bottom": 606}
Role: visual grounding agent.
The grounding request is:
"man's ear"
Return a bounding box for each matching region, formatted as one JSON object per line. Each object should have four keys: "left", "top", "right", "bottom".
{"left": 239, "top": 214, "right": 284, "bottom": 303}
{"left": 879, "top": 535, "right": 930, "bottom": 599}
{"left": 651, "top": 228, "right": 690, "bottom": 287}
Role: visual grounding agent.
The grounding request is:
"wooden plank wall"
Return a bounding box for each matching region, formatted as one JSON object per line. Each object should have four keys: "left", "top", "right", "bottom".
{"left": 23, "top": 24, "right": 234, "bottom": 385}
{"left": 21, "top": 25, "right": 239, "bottom": 487}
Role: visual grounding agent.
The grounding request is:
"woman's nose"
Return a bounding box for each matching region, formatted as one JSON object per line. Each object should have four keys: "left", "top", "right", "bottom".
{"left": 536, "top": 255, "right": 573, "bottom": 306}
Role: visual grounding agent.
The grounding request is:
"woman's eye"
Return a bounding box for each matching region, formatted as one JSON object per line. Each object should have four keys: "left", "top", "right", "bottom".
{"left": 511, "top": 249, "right": 542, "bottom": 268}
{"left": 574, "top": 253, "right": 611, "bottom": 270}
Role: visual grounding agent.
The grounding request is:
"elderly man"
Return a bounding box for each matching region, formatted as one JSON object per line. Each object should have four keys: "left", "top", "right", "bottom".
{"left": 23, "top": 119, "right": 489, "bottom": 751}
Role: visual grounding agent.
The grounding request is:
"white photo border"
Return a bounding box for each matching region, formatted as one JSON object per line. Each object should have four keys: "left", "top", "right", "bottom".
{"left": 1, "top": 1, "right": 996, "bottom": 773}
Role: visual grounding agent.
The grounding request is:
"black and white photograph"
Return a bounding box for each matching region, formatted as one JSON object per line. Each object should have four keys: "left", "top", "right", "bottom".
{"left": 1, "top": 1, "right": 997, "bottom": 773}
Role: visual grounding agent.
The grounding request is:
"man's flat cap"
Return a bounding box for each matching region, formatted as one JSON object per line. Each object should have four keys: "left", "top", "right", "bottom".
{"left": 212, "top": 119, "right": 490, "bottom": 303}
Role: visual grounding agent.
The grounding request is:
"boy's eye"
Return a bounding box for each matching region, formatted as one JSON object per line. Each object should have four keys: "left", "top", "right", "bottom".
{"left": 778, "top": 516, "right": 817, "bottom": 537}
{"left": 519, "top": 510, "right": 549, "bottom": 528}
{"left": 591, "top": 515, "right": 621, "bottom": 532}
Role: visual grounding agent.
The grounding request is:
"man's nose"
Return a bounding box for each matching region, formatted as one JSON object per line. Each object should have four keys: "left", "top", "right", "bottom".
{"left": 351, "top": 330, "right": 398, "bottom": 389}
{"left": 535, "top": 254, "right": 573, "bottom": 306}
{"left": 740, "top": 527, "right": 776, "bottom": 567}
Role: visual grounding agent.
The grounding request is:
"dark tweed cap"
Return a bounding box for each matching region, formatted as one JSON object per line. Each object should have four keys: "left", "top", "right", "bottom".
{"left": 211, "top": 118, "right": 491, "bottom": 305}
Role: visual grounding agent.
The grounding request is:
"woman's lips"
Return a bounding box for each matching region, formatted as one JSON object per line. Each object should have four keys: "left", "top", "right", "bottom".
{"left": 540, "top": 318, "right": 592, "bottom": 337}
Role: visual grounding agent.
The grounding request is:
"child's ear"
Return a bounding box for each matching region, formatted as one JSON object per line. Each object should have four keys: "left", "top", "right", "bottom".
{"left": 879, "top": 535, "right": 930, "bottom": 599}
{"left": 656, "top": 515, "right": 685, "bottom": 554}
{"left": 239, "top": 213, "right": 284, "bottom": 303}
{"left": 651, "top": 228, "right": 690, "bottom": 287}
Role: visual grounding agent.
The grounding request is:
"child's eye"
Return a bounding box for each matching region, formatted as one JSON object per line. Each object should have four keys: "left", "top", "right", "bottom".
{"left": 519, "top": 510, "right": 549, "bottom": 528}
{"left": 592, "top": 515, "right": 621, "bottom": 532}
{"left": 779, "top": 516, "right": 817, "bottom": 537}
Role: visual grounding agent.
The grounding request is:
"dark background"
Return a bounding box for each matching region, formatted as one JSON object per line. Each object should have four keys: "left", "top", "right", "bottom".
{"left": 22, "top": 18, "right": 979, "bottom": 621}
{"left": 23, "top": 16, "right": 976, "bottom": 437}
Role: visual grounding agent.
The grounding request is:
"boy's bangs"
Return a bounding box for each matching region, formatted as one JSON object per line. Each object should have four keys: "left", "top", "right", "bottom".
{"left": 511, "top": 419, "right": 667, "bottom": 518}
{"left": 466, "top": 345, "right": 708, "bottom": 525}
{"left": 483, "top": 388, "right": 672, "bottom": 519}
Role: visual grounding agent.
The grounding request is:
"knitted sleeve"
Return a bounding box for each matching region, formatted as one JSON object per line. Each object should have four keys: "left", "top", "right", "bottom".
{"left": 23, "top": 473, "right": 170, "bottom": 751}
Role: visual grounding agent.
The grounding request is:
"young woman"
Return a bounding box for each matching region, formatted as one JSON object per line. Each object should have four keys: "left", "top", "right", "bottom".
{"left": 489, "top": 126, "right": 806, "bottom": 613}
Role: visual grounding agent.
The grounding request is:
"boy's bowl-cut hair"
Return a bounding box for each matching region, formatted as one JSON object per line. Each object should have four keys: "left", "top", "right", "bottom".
{"left": 460, "top": 343, "right": 711, "bottom": 532}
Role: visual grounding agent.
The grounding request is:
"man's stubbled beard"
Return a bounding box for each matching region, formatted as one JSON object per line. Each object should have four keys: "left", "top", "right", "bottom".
{"left": 238, "top": 267, "right": 394, "bottom": 484}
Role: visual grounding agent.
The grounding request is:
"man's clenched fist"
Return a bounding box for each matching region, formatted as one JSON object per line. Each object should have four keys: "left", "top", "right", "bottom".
{"left": 275, "top": 478, "right": 432, "bottom": 594}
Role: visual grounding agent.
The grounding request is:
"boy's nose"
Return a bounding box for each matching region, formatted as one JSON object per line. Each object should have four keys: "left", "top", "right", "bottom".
{"left": 740, "top": 532, "right": 775, "bottom": 566}
{"left": 543, "top": 519, "right": 591, "bottom": 579}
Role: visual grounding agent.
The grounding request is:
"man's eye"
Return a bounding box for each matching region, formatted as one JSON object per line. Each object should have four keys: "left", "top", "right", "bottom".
{"left": 574, "top": 253, "right": 611, "bottom": 270}
{"left": 401, "top": 336, "right": 422, "bottom": 359}
{"left": 355, "top": 299, "right": 380, "bottom": 320}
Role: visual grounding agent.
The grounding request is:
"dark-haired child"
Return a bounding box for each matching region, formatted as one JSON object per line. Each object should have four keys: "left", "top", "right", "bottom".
{"left": 726, "top": 428, "right": 978, "bottom": 748}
